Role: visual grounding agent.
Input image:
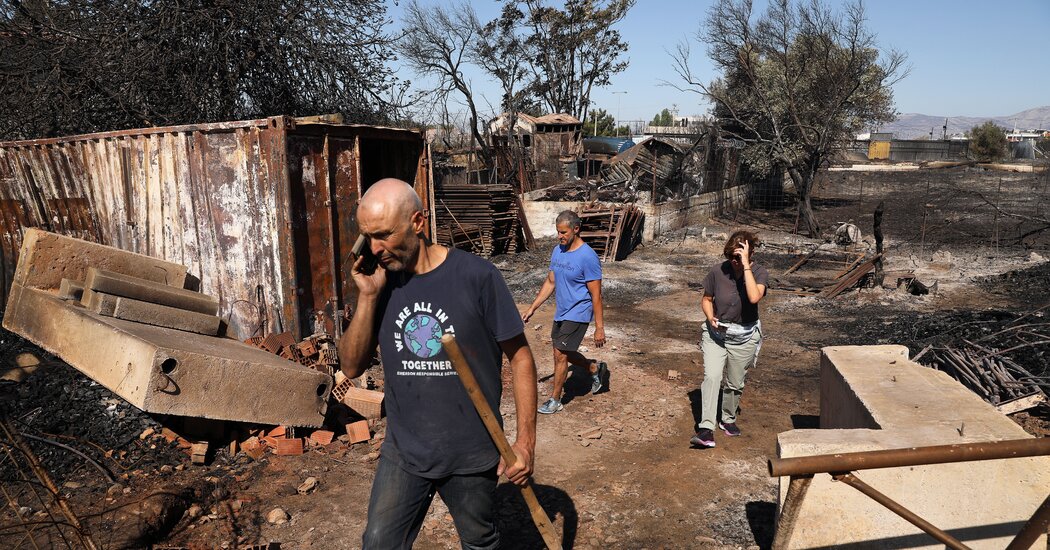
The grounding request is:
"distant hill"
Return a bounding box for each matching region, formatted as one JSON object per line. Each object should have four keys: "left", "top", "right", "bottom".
{"left": 880, "top": 106, "right": 1050, "bottom": 139}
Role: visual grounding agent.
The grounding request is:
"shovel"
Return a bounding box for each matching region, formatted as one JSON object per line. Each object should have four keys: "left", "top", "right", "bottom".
{"left": 440, "top": 334, "right": 562, "bottom": 550}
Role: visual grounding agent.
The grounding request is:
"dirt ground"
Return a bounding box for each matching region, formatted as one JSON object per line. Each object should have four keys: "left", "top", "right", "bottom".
{"left": 2, "top": 165, "right": 1049, "bottom": 549}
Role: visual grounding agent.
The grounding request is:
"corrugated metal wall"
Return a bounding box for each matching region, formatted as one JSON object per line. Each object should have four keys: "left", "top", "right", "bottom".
{"left": 888, "top": 140, "right": 969, "bottom": 162}
{"left": 0, "top": 117, "right": 428, "bottom": 340}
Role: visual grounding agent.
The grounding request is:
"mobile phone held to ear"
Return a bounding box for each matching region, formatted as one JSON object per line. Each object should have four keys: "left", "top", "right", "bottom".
{"left": 352, "top": 234, "right": 379, "bottom": 274}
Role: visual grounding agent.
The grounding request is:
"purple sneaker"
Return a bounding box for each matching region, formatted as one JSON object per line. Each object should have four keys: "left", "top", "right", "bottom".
{"left": 690, "top": 428, "right": 716, "bottom": 448}
{"left": 719, "top": 421, "right": 741, "bottom": 437}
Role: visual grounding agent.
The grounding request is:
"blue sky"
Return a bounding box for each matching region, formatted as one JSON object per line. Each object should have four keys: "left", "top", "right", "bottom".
{"left": 386, "top": 0, "right": 1050, "bottom": 123}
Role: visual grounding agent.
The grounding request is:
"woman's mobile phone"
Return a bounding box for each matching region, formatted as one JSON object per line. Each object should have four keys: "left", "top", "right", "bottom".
{"left": 351, "top": 234, "right": 379, "bottom": 274}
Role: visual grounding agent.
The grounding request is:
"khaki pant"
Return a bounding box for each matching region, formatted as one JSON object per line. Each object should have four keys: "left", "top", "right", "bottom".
{"left": 698, "top": 325, "right": 762, "bottom": 431}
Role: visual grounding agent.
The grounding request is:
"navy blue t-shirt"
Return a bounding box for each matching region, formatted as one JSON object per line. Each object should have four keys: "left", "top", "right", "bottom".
{"left": 377, "top": 248, "right": 524, "bottom": 478}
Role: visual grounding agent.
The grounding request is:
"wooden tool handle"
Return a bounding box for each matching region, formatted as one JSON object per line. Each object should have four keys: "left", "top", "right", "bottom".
{"left": 441, "top": 334, "right": 562, "bottom": 550}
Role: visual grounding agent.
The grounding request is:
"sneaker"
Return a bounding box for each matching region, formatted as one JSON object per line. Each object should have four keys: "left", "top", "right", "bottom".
{"left": 591, "top": 361, "right": 609, "bottom": 394}
{"left": 690, "top": 428, "right": 716, "bottom": 448}
{"left": 538, "top": 398, "right": 564, "bottom": 415}
{"left": 719, "top": 421, "right": 741, "bottom": 437}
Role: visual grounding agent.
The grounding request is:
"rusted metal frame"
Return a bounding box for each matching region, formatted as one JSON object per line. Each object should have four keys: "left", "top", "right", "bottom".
{"left": 275, "top": 123, "right": 299, "bottom": 338}
{"left": 1006, "top": 493, "right": 1050, "bottom": 550}
{"left": 771, "top": 474, "right": 812, "bottom": 550}
{"left": 829, "top": 253, "right": 867, "bottom": 278}
{"left": 832, "top": 472, "right": 970, "bottom": 550}
{"left": 322, "top": 134, "right": 341, "bottom": 337}
{"left": 0, "top": 417, "right": 98, "bottom": 550}
{"left": 783, "top": 244, "right": 821, "bottom": 275}
{"left": 0, "top": 481, "right": 44, "bottom": 550}
{"left": 440, "top": 199, "right": 480, "bottom": 250}
{"left": 0, "top": 116, "right": 288, "bottom": 148}
{"left": 427, "top": 142, "right": 437, "bottom": 240}
{"left": 769, "top": 437, "right": 1050, "bottom": 477}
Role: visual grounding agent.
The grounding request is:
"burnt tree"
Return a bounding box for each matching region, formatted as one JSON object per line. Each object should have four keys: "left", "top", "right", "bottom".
{"left": 672, "top": 0, "right": 908, "bottom": 237}
{"left": 0, "top": 0, "right": 403, "bottom": 140}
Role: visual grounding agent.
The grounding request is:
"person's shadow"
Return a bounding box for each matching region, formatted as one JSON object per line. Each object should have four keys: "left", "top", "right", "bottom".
{"left": 687, "top": 388, "right": 725, "bottom": 430}
{"left": 558, "top": 365, "right": 602, "bottom": 405}
{"left": 494, "top": 481, "right": 578, "bottom": 549}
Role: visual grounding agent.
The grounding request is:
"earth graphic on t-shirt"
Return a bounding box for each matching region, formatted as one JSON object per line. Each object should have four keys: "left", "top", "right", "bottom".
{"left": 402, "top": 313, "right": 444, "bottom": 358}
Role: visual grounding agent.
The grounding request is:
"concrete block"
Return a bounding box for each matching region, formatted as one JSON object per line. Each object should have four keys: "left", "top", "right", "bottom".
{"left": 775, "top": 345, "right": 1050, "bottom": 549}
{"left": 3, "top": 284, "right": 330, "bottom": 426}
{"left": 58, "top": 279, "right": 84, "bottom": 301}
{"left": 14, "top": 228, "right": 188, "bottom": 291}
{"left": 85, "top": 292, "right": 221, "bottom": 335}
{"left": 84, "top": 267, "right": 218, "bottom": 315}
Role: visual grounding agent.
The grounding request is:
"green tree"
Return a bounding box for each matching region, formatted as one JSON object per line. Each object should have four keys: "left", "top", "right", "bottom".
{"left": 967, "top": 121, "right": 1009, "bottom": 162}
{"left": 650, "top": 108, "right": 673, "bottom": 126}
{"left": 672, "top": 0, "right": 907, "bottom": 237}
{"left": 0, "top": 0, "right": 401, "bottom": 140}
{"left": 586, "top": 108, "right": 628, "bottom": 136}
{"left": 517, "top": 0, "right": 634, "bottom": 124}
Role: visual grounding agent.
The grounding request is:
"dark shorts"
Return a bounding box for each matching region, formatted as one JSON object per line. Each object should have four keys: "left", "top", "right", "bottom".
{"left": 551, "top": 320, "right": 589, "bottom": 352}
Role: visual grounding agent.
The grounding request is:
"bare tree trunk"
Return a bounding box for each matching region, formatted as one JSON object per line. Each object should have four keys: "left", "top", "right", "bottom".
{"left": 788, "top": 166, "right": 821, "bottom": 237}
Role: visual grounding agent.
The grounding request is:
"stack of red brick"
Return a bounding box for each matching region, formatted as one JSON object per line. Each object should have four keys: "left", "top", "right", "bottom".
{"left": 243, "top": 332, "right": 339, "bottom": 375}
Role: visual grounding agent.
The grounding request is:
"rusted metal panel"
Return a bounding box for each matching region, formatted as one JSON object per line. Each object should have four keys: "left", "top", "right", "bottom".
{"left": 0, "top": 117, "right": 430, "bottom": 342}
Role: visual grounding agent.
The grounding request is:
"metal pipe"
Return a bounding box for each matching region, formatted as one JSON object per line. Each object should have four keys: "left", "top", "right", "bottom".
{"left": 832, "top": 473, "right": 971, "bottom": 550}
{"left": 1006, "top": 494, "right": 1050, "bottom": 550}
{"left": 769, "top": 437, "right": 1050, "bottom": 477}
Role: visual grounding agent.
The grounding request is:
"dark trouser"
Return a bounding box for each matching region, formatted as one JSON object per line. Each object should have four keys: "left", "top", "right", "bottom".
{"left": 362, "top": 455, "right": 499, "bottom": 550}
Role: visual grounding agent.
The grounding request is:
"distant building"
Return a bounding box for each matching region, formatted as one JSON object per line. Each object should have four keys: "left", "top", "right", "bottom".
{"left": 489, "top": 112, "right": 583, "bottom": 190}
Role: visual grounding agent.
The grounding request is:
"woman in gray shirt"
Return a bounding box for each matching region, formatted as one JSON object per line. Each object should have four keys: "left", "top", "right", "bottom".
{"left": 690, "top": 230, "right": 768, "bottom": 448}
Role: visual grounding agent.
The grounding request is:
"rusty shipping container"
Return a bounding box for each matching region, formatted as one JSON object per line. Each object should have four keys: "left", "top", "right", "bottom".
{"left": 0, "top": 116, "right": 430, "bottom": 340}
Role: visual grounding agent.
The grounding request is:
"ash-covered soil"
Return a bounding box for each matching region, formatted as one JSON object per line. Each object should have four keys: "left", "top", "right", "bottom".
{"left": 0, "top": 165, "right": 1048, "bottom": 549}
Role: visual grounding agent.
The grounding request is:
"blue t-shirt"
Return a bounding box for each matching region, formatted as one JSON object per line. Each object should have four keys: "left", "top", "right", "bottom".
{"left": 549, "top": 242, "right": 602, "bottom": 322}
{"left": 377, "top": 248, "right": 524, "bottom": 478}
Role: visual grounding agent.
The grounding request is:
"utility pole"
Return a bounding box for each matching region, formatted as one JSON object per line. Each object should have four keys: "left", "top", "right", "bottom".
{"left": 613, "top": 91, "right": 627, "bottom": 137}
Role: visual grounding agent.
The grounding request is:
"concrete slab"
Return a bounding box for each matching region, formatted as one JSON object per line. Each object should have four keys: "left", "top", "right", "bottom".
{"left": 84, "top": 268, "right": 218, "bottom": 315}
{"left": 86, "top": 292, "right": 221, "bottom": 336}
{"left": 3, "top": 284, "right": 329, "bottom": 426}
{"left": 14, "top": 228, "right": 188, "bottom": 291}
{"left": 775, "top": 345, "right": 1050, "bottom": 549}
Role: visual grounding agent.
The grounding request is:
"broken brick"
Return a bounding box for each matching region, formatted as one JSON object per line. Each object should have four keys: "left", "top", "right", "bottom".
{"left": 267, "top": 426, "right": 287, "bottom": 438}
{"left": 245, "top": 336, "right": 266, "bottom": 348}
{"left": 261, "top": 332, "right": 295, "bottom": 354}
{"left": 346, "top": 421, "right": 370, "bottom": 444}
{"left": 191, "top": 442, "right": 208, "bottom": 464}
{"left": 309, "top": 430, "right": 335, "bottom": 446}
{"left": 319, "top": 346, "right": 339, "bottom": 366}
{"left": 275, "top": 438, "right": 304, "bottom": 456}
{"left": 577, "top": 426, "right": 602, "bottom": 440}
{"left": 340, "top": 387, "right": 385, "bottom": 419}
{"left": 160, "top": 427, "right": 180, "bottom": 443}
{"left": 279, "top": 344, "right": 302, "bottom": 362}
{"left": 297, "top": 339, "right": 318, "bottom": 357}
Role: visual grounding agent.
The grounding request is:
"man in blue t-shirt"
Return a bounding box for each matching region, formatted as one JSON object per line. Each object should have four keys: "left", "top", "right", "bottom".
{"left": 338, "top": 179, "right": 538, "bottom": 549}
{"left": 522, "top": 210, "right": 609, "bottom": 414}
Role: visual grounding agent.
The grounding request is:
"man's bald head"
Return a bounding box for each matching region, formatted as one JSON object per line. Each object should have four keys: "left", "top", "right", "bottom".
{"left": 360, "top": 178, "right": 423, "bottom": 221}
{"left": 357, "top": 178, "right": 426, "bottom": 272}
